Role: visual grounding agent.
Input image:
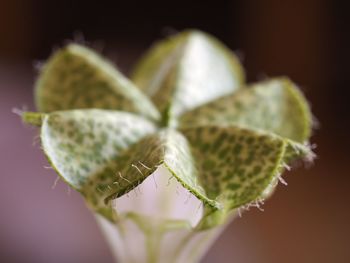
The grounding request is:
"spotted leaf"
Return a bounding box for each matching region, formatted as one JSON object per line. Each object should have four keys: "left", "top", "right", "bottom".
{"left": 23, "top": 110, "right": 157, "bottom": 220}
{"left": 180, "top": 77, "right": 312, "bottom": 143}
{"left": 96, "top": 126, "right": 289, "bottom": 228}
{"left": 22, "top": 30, "right": 315, "bottom": 233}
{"left": 180, "top": 126, "right": 288, "bottom": 205}
{"left": 180, "top": 125, "right": 305, "bottom": 228}
{"left": 35, "top": 44, "right": 160, "bottom": 121}
{"left": 132, "top": 30, "right": 245, "bottom": 123}
{"left": 103, "top": 129, "right": 221, "bottom": 209}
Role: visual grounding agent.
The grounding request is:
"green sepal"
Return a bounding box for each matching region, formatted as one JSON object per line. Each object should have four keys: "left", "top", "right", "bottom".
{"left": 180, "top": 125, "right": 310, "bottom": 229}
{"left": 181, "top": 126, "right": 285, "bottom": 205}
{"left": 103, "top": 129, "right": 221, "bottom": 209}
{"left": 27, "top": 109, "right": 157, "bottom": 221}
{"left": 35, "top": 44, "right": 160, "bottom": 121}
{"left": 180, "top": 77, "right": 312, "bottom": 143}
{"left": 23, "top": 30, "right": 316, "bottom": 230}
{"left": 132, "top": 29, "right": 245, "bottom": 123}
{"left": 23, "top": 109, "right": 312, "bottom": 226}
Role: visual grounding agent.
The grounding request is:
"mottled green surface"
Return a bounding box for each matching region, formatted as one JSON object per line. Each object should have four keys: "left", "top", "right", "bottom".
{"left": 181, "top": 126, "right": 285, "bottom": 208}
{"left": 132, "top": 30, "right": 245, "bottom": 124}
{"left": 26, "top": 110, "right": 157, "bottom": 220}
{"left": 35, "top": 44, "right": 160, "bottom": 121}
{"left": 23, "top": 30, "right": 314, "bottom": 229}
{"left": 180, "top": 78, "right": 311, "bottom": 143}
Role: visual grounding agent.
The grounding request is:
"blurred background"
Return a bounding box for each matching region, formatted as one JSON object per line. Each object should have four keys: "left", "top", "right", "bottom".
{"left": 1, "top": 0, "right": 349, "bottom": 262}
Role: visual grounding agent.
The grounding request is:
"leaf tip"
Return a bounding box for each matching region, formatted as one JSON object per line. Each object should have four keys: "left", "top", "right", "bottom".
{"left": 22, "top": 112, "right": 45, "bottom": 126}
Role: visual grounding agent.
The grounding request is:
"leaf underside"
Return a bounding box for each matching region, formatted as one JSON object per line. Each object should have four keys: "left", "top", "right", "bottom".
{"left": 24, "top": 29, "right": 314, "bottom": 229}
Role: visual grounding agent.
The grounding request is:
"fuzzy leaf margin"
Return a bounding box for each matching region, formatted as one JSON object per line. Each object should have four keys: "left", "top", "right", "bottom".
{"left": 23, "top": 110, "right": 158, "bottom": 220}
{"left": 180, "top": 77, "right": 312, "bottom": 143}
{"left": 179, "top": 125, "right": 310, "bottom": 228}
{"left": 23, "top": 30, "right": 315, "bottom": 230}
{"left": 23, "top": 110, "right": 312, "bottom": 228}
{"left": 35, "top": 44, "right": 160, "bottom": 121}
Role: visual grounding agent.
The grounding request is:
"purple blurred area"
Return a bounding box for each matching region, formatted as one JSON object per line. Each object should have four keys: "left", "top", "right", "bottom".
{"left": 0, "top": 1, "right": 349, "bottom": 262}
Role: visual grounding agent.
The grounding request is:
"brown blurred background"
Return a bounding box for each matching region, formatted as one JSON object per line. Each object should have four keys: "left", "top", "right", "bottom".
{"left": 1, "top": 0, "right": 349, "bottom": 262}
